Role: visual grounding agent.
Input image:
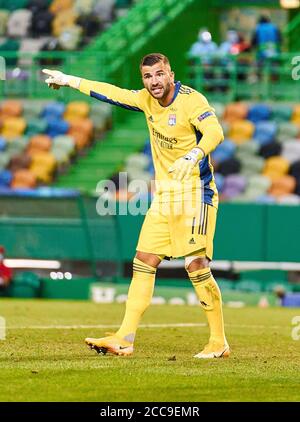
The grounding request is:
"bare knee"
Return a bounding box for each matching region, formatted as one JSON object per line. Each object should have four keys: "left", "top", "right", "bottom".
{"left": 186, "top": 257, "right": 210, "bottom": 273}
{"left": 135, "top": 251, "right": 162, "bottom": 269}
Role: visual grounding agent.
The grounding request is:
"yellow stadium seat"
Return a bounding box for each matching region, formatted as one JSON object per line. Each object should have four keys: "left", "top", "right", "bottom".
{"left": 52, "top": 9, "right": 77, "bottom": 37}
{"left": 30, "top": 152, "right": 56, "bottom": 175}
{"left": 228, "top": 120, "right": 255, "bottom": 143}
{"left": 292, "top": 105, "right": 300, "bottom": 124}
{"left": 263, "top": 156, "right": 290, "bottom": 175}
{"left": 50, "top": 0, "right": 74, "bottom": 15}
{"left": 65, "top": 101, "right": 90, "bottom": 118}
{"left": 2, "top": 117, "right": 26, "bottom": 138}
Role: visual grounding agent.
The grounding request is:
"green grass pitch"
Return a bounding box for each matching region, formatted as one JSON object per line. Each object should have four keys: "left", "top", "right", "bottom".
{"left": 0, "top": 299, "right": 300, "bottom": 402}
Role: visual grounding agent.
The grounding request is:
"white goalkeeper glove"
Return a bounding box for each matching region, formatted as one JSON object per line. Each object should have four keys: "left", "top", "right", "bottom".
{"left": 168, "top": 147, "right": 204, "bottom": 182}
{"left": 42, "top": 69, "right": 81, "bottom": 90}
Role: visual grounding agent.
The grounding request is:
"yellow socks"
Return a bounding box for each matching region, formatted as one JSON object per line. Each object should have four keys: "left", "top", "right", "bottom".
{"left": 116, "top": 258, "right": 156, "bottom": 343}
{"left": 188, "top": 267, "right": 227, "bottom": 345}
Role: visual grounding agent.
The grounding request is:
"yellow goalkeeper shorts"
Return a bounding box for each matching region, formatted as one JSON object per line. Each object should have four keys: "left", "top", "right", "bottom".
{"left": 136, "top": 196, "right": 218, "bottom": 260}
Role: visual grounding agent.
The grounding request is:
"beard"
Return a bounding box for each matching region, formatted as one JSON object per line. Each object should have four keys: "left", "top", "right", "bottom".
{"left": 149, "top": 81, "right": 171, "bottom": 100}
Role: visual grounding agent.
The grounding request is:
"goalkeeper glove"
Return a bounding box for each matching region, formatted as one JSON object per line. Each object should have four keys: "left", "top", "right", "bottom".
{"left": 42, "top": 69, "right": 81, "bottom": 90}
{"left": 168, "top": 147, "right": 204, "bottom": 182}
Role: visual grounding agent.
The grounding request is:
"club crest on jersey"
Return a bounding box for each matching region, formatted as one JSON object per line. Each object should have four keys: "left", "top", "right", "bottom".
{"left": 168, "top": 114, "right": 176, "bottom": 126}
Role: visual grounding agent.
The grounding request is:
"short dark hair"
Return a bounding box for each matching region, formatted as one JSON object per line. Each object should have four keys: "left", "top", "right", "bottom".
{"left": 140, "top": 53, "right": 170, "bottom": 69}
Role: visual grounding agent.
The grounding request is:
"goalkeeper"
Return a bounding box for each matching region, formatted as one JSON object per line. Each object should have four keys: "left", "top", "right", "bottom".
{"left": 43, "top": 53, "right": 229, "bottom": 359}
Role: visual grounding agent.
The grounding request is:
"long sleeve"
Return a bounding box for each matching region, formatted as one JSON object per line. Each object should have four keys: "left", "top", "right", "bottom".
{"left": 188, "top": 91, "right": 224, "bottom": 156}
{"left": 79, "top": 79, "right": 144, "bottom": 112}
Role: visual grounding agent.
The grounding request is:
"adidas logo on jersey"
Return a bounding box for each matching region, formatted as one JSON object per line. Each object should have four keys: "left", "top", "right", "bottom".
{"left": 189, "top": 238, "right": 196, "bottom": 244}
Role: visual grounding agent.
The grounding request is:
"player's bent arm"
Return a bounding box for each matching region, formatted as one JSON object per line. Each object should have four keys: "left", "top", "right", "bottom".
{"left": 189, "top": 91, "right": 224, "bottom": 157}
{"left": 195, "top": 119, "right": 224, "bottom": 157}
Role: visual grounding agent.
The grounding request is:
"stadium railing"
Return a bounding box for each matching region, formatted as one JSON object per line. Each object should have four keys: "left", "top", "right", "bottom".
{"left": 1, "top": 50, "right": 299, "bottom": 103}
{"left": 283, "top": 11, "right": 300, "bottom": 52}
{"left": 0, "top": 51, "right": 112, "bottom": 100}
{"left": 187, "top": 52, "right": 300, "bottom": 102}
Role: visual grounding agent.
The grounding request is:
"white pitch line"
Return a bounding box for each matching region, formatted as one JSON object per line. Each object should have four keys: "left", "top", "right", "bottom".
{"left": 6, "top": 322, "right": 285, "bottom": 330}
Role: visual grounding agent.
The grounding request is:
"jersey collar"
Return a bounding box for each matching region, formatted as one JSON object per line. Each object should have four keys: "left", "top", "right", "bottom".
{"left": 159, "top": 81, "right": 181, "bottom": 108}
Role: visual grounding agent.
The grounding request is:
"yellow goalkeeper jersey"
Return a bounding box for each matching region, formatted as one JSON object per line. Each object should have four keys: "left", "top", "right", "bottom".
{"left": 79, "top": 79, "right": 223, "bottom": 207}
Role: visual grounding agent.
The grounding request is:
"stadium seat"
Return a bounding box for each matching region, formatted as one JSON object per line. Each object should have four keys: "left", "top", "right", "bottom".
{"left": 211, "top": 139, "right": 236, "bottom": 164}
{"left": 58, "top": 24, "right": 82, "bottom": 50}
{"left": 228, "top": 120, "right": 255, "bottom": 143}
{"left": 49, "top": 0, "right": 73, "bottom": 15}
{"left": 27, "top": 134, "right": 52, "bottom": 153}
{"left": 247, "top": 104, "right": 271, "bottom": 123}
{"left": 254, "top": 121, "right": 277, "bottom": 146}
{"left": 6, "top": 136, "right": 28, "bottom": 155}
{"left": 292, "top": 105, "right": 300, "bottom": 124}
{"left": 52, "top": 9, "right": 77, "bottom": 37}
{"left": 0, "top": 136, "right": 6, "bottom": 151}
{"left": 222, "top": 174, "right": 247, "bottom": 199}
{"left": 65, "top": 101, "right": 90, "bottom": 118}
{"left": 45, "top": 117, "right": 69, "bottom": 137}
{"left": 52, "top": 135, "right": 75, "bottom": 155}
{"left": 259, "top": 141, "right": 282, "bottom": 159}
{"left": 218, "top": 157, "right": 241, "bottom": 176}
{"left": 26, "top": 117, "right": 48, "bottom": 136}
{"left": 271, "top": 104, "right": 293, "bottom": 122}
{"left": 74, "top": 0, "right": 94, "bottom": 15}
{"left": 2, "top": 117, "right": 26, "bottom": 138}
{"left": 7, "top": 9, "right": 32, "bottom": 38}
{"left": 9, "top": 153, "right": 31, "bottom": 172}
{"left": 30, "top": 9, "right": 53, "bottom": 36}
{"left": 263, "top": 156, "right": 290, "bottom": 178}
{"left": 67, "top": 118, "right": 93, "bottom": 141}
{"left": 0, "top": 10, "right": 9, "bottom": 36}
{"left": 0, "top": 152, "right": 10, "bottom": 170}
{"left": 41, "top": 102, "right": 65, "bottom": 119}
{"left": 93, "top": 0, "right": 115, "bottom": 23}
{"left": 282, "top": 141, "right": 300, "bottom": 164}
{"left": 277, "top": 122, "right": 299, "bottom": 143}
{"left": 11, "top": 168, "right": 37, "bottom": 188}
{"left": 0, "top": 169, "right": 13, "bottom": 186}
{"left": 223, "top": 102, "right": 248, "bottom": 123}
{"left": 240, "top": 155, "right": 265, "bottom": 177}
{"left": 269, "top": 175, "right": 297, "bottom": 198}
{"left": 0, "top": 100, "right": 23, "bottom": 117}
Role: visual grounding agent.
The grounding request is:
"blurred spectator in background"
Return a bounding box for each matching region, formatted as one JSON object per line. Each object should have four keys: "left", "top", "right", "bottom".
{"left": 219, "top": 29, "right": 250, "bottom": 56}
{"left": 188, "top": 28, "right": 218, "bottom": 93}
{"left": 188, "top": 28, "right": 218, "bottom": 63}
{"left": 251, "top": 15, "right": 281, "bottom": 61}
{"left": 0, "top": 246, "right": 12, "bottom": 289}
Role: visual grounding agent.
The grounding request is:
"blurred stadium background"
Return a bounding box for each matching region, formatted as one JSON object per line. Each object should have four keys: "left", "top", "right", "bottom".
{"left": 0, "top": 0, "right": 300, "bottom": 309}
